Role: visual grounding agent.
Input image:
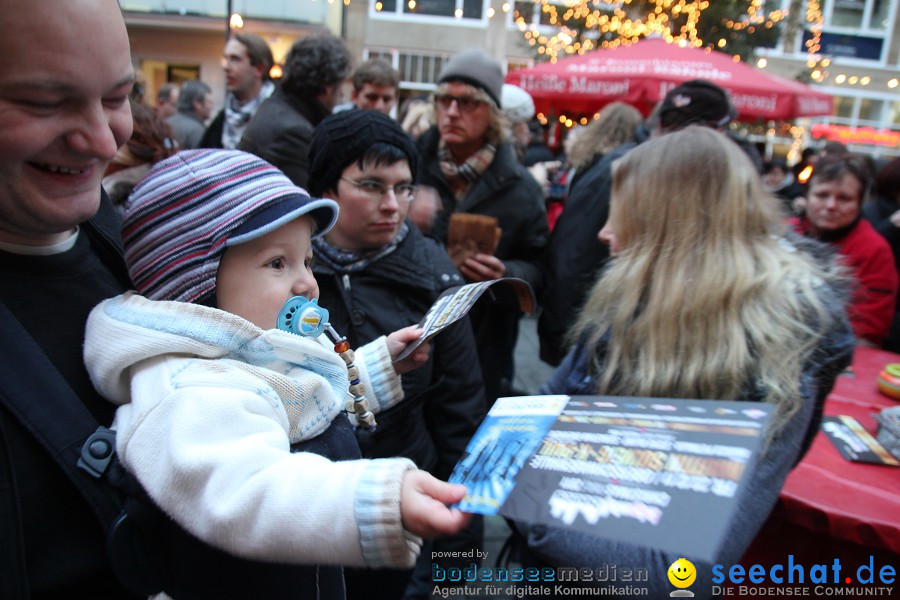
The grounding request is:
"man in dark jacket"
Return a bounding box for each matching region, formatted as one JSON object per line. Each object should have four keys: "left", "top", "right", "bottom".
{"left": 416, "top": 49, "right": 549, "bottom": 405}
{"left": 199, "top": 32, "right": 275, "bottom": 149}
{"left": 165, "top": 79, "right": 213, "bottom": 149}
{"left": 238, "top": 33, "right": 350, "bottom": 189}
{"left": 0, "top": 0, "right": 137, "bottom": 596}
{"left": 308, "top": 109, "right": 487, "bottom": 600}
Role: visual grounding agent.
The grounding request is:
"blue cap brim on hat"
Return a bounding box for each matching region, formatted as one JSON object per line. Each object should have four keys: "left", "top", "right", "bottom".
{"left": 226, "top": 195, "right": 340, "bottom": 246}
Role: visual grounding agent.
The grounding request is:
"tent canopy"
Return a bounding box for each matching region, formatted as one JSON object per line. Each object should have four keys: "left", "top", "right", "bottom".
{"left": 505, "top": 38, "right": 833, "bottom": 122}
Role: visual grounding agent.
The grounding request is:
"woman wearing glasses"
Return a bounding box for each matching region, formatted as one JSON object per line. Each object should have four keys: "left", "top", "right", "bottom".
{"left": 308, "top": 109, "right": 488, "bottom": 600}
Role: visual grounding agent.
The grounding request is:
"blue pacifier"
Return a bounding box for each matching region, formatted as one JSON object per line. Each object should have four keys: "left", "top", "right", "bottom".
{"left": 277, "top": 296, "right": 330, "bottom": 338}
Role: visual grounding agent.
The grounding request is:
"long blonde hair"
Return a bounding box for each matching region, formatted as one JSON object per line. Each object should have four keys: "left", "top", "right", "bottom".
{"left": 573, "top": 126, "right": 845, "bottom": 432}
{"left": 566, "top": 102, "right": 643, "bottom": 170}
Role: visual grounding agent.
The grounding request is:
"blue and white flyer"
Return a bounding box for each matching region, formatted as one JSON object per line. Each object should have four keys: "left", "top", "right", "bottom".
{"left": 449, "top": 395, "right": 569, "bottom": 514}
{"left": 449, "top": 395, "right": 773, "bottom": 562}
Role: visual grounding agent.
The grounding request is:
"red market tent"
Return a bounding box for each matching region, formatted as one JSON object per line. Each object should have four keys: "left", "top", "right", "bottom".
{"left": 505, "top": 38, "right": 833, "bottom": 122}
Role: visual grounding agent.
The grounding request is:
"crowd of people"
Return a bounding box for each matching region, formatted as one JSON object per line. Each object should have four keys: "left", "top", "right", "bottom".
{"left": 1, "top": 0, "right": 896, "bottom": 599}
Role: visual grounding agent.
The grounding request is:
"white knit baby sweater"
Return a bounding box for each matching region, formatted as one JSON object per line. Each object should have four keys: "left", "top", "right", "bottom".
{"left": 84, "top": 292, "right": 420, "bottom": 568}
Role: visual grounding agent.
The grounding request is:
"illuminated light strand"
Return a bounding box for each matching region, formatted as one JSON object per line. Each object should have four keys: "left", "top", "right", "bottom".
{"left": 517, "top": 0, "right": 787, "bottom": 64}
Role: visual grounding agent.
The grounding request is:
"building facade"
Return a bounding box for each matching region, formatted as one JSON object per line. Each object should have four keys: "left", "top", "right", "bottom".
{"left": 123, "top": 0, "right": 899, "bottom": 158}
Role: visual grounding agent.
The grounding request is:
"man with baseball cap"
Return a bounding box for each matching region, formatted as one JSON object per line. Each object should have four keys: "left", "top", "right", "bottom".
{"left": 416, "top": 49, "right": 549, "bottom": 406}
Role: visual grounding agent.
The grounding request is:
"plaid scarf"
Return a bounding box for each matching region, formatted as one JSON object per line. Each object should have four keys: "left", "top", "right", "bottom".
{"left": 222, "top": 80, "right": 275, "bottom": 149}
{"left": 438, "top": 139, "right": 496, "bottom": 201}
{"left": 313, "top": 222, "right": 410, "bottom": 274}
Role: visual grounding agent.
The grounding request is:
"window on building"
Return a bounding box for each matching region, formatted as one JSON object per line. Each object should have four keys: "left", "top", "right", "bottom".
{"left": 120, "top": 0, "right": 329, "bottom": 25}
{"left": 374, "top": 0, "right": 485, "bottom": 19}
{"left": 511, "top": 0, "right": 579, "bottom": 28}
{"left": 828, "top": 0, "right": 866, "bottom": 28}
{"left": 514, "top": 1, "right": 535, "bottom": 24}
{"left": 889, "top": 100, "right": 900, "bottom": 126}
{"left": 824, "top": 0, "right": 889, "bottom": 30}
{"left": 462, "top": 0, "right": 483, "bottom": 19}
{"left": 868, "top": 0, "right": 890, "bottom": 29}
{"left": 858, "top": 98, "right": 884, "bottom": 123}
{"left": 365, "top": 49, "right": 452, "bottom": 88}
{"left": 405, "top": 0, "right": 454, "bottom": 17}
{"left": 399, "top": 52, "right": 449, "bottom": 84}
{"left": 834, "top": 96, "right": 855, "bottom": 119}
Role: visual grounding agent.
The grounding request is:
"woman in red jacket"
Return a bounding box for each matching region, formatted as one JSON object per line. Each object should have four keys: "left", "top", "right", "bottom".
{"left": 792, "top": 155, "right": 898, "bottom": 346}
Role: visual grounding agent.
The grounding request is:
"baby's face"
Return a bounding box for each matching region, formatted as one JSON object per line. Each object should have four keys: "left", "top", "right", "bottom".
{"left": 217, "top": 216, "right": 318, "bottom": 330}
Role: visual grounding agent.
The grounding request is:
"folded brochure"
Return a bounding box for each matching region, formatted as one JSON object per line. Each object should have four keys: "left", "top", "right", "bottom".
{"left": 393, "top": 277, "right": 535, "bottom": 362}
{"left": 449, "top": 395, "right": 773, "bottom": 563}
{"left": 821, "top": 415, "right": 899, "bottom": 466}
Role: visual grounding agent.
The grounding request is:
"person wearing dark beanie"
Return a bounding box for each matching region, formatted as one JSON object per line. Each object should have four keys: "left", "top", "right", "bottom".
{"left": 308, "top": 109, "right": 488, "bottom": 600}
{"left": 307, "top": 110, "right": 418, "bottom": 197}
{"left": 437, "top": 48, "right": 504, "bottom": 108}
{"left": 415, "top": 49, "right": 549, "bottom": 407}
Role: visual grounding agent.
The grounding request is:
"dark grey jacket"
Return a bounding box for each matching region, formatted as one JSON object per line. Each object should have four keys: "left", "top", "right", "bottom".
{"left": 537, "top": 141, "right": 635, "bottom": 366}
{"left": 416, "top": 127, "right": 549, "bottom": 403}
{"left": 314, "top": 224, "right": 486, "bottom": 480}
{"left": 238, "top": 87, "right": 330, "bottom": 189}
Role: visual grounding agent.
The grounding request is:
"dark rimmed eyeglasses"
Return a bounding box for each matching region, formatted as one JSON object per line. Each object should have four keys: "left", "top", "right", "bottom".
{"left": 340, "top": 177, "right": 417, "bottom": 203}
{"left": 434, "top": 94, "right": 486, "bottom": 113}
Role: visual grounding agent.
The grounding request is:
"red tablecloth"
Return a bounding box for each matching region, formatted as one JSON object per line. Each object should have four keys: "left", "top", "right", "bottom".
{"left": 759, "top": 345, "right": 900, "bottom": 557}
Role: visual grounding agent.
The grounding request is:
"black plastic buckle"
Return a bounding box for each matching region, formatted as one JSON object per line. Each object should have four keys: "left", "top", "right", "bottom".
{"left": 77, "top": 426, "right": 116, "bottom": 478}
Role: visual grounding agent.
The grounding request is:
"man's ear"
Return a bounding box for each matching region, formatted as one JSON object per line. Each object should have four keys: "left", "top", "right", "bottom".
{"left": 321, "top": 187, "right": 339, "bottom": 201}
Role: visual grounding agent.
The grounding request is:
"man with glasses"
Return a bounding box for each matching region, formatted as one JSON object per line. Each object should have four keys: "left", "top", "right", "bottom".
{"left": 416, "top": 49, "right": 549, "bottom": 406}
{"left": 308, "top": 109, "right": 487, "bottom": 600}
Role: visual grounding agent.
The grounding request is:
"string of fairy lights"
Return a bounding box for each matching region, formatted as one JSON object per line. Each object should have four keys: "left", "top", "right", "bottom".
{"left": 237, "top": 0, "right": 899, "bottom": 150}
{"left": 512, "top": 0, "right": 788, "bottom": 63}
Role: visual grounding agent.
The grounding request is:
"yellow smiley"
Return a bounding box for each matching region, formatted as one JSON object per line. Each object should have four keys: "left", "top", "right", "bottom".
{"left": 667, "top": 558, "right": 697, "bottom": 588}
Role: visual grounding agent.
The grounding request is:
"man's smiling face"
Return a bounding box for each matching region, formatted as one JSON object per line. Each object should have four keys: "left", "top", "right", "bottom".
{"left": 0, "top": 0, "right": 134, "bottom": 245}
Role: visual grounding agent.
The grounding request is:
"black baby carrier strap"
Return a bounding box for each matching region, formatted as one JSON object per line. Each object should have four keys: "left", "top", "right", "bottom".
{"left": 0, "top": 299, "right": 350, "bottom": 599}
{"left": 0, "top": 299, "right": 169, "bottom": 596}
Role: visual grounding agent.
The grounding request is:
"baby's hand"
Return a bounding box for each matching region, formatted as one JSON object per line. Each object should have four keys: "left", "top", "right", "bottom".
{"left": 400, "top": 470, "right": 471, "bottom": 538}
{"left": 387, "top": 326, "right": 430, "bottom": 374}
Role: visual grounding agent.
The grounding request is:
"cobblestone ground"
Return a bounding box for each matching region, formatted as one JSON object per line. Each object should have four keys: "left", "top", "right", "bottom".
{"left": 454, "top": 315, "right": 554, "bottom": 600}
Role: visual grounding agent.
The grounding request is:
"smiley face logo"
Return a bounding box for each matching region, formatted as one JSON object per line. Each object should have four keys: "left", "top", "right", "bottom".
{"left": 667, "top": 558, "right": 696, "bottom": 589}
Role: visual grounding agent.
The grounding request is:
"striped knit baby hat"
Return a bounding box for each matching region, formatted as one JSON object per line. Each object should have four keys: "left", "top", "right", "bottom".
{"left": 122, "top": 149, "right": 339, "bottom": 303}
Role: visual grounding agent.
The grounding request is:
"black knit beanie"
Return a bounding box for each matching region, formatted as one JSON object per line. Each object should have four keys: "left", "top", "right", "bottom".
{"left": 438, "top": 49, "right": 504, "bottom": 108}
{"left": 307, "top": 110, "right": 419, "bottom": 197}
